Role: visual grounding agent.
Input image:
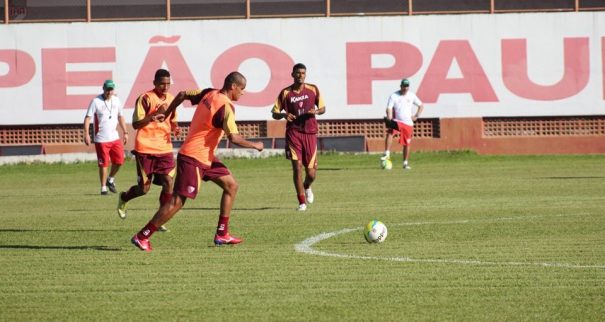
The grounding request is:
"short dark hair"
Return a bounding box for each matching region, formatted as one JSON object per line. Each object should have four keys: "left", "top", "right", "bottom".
{"left": 292, "top": 63, "right": 306, "bottom": 73}
{"left": 154, "top": 69, "right": 170, "bottom": 82}
{"left": 223, "top": 71, "right": 246, "bottom": 88}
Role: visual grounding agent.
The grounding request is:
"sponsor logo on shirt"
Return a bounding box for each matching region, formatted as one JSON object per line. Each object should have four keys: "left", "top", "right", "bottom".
{"left": 290, "top": 95, "right": 309, "bottom": 104}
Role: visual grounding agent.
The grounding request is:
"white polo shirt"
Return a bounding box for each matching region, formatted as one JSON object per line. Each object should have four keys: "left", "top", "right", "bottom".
{"left": 86, "top": 94, "right": 124, "bottom": 143}
{"left": 386, "top": 90, "right": 422, "bottom": 126}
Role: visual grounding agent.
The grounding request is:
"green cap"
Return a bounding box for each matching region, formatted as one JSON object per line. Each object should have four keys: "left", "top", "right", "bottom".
{"left": 103, "top": 79, "right": 115, "bottom": 89}
{"left": 400, "top": 79, "right": 410, "bottom": 87}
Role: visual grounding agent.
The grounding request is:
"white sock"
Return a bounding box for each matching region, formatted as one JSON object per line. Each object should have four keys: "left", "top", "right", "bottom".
{"left": 101, "top": 186, "right": 108, "bottom": 192}
{"left": 384, "top": 151, "right": 390, "bottom": 157}
{"left": 403, "top": 160, "right": 408, "bottom": 165}
{"left": 108, "top": 177, "right": 114, "bottom": 183}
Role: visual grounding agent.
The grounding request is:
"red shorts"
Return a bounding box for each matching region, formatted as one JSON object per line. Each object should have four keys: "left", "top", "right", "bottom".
{"left": 133, "top": 151, "right": 175, "bottom": 187}
{"left": 173, "top": 153, "right": 231, "bottom": 199}
{"left": 285, "top": 130, "right": 317, "bottom": 168}
{"left": 387, "top": 122, "right": 414, "bottom": 146}
{"left": 95, "top": 139, "right": 124, "bottom": 167}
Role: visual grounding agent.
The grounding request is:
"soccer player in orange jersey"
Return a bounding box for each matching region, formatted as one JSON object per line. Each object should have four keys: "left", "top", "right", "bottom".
{"left": 272, "top": 63, "right": 326, "bottom": 211}
{"left": 117, "top": 69, "right": 180, "bottom": 232}
{"left": 131, "top": 71, "right": 264, "bottom": 252}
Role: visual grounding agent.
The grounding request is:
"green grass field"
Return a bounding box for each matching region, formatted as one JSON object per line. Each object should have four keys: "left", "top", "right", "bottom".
{"left": 0, "top": 152, "right": 604, "bottom": 321}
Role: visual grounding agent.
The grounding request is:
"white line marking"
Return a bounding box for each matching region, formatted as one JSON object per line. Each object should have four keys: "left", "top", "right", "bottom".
{"left": 294, "top": 215, "right": 605, "bottom": 269}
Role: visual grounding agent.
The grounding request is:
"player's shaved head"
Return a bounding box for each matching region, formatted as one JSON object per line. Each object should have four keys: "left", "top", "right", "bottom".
{"left": 224, "top": 71, "right": 246, "bottom": 89}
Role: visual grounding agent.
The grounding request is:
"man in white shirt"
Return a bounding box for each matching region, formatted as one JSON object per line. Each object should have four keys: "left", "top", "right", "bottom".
{"left": 381, "top": 78, "right": 424, "bottom": 169}
{"left": 83, "top": 80, "right": 129, "bottom": 195}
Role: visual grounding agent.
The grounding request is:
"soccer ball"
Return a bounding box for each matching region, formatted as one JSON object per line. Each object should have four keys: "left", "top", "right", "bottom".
{"left": 364, "top": 220, "right": 388, "bottom": 243}
{"left": 380, "top": 159, "right": 393, "bottom": 170}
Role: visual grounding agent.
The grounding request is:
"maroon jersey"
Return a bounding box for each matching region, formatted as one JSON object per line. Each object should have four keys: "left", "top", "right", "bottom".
{"left": 272, "top": 83, "right": 325, "bottom": 134}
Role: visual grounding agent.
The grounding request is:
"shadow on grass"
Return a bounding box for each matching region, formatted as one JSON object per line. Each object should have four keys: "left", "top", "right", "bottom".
{"left": 0, "top": 229, "right": 115, "bottom": 232}
{"left": 540, "top": 176, "right": 605, "bottom": 180}
{"left": 0, "top": 244, "right": 122, "bottom": 251}
{"left": 181, "top": 206, "right": 281, "bottom": 211}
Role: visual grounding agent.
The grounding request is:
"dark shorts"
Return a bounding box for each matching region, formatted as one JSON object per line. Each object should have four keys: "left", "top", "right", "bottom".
{"left": 95, "top": 139, "right": 124, "bottom": 167}
{"left": 133, "top": 151, "right": 175, "bottom": 187}
{"left": 285, "top": 130, "right": 317, "bottom": 168}
{"left": 173, "top": 153, "right": 231, "bottom": 199}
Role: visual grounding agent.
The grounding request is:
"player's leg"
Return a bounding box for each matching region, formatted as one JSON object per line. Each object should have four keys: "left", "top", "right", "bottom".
{"left": 106, "top": 140, "right": 124, "bottom": 193}
{"left": 155, "top": 173, "right": 174, "bottom": 232}
{"left": 304, "top": 167, "right": 316, "bottom": 204}
{"left": 286, "top": 131, "right": 307, "bottom": 210}
{"left": 149, "top": 194, "right": 186, "bottom": 228}
{"left": 403, "top": 145, "right": 411, "bottom": 169}
{"left": 381, "top": 131, "right": 393, "bottom": 160}
{"left": 118, "top": 154, "right": 151, "bottom": 219}
{"left": 302, "top": 134, "right": 318, "bottom": 204}
{"left": 210, "top": 174, "right": 242, "bottom": 245}
{"left": 131, "top": 154, "right": 195, "bottom": 251}
{"left": 99, "top": 166, "right": 109, "bottom": 195}
{"left": 95, "top": 142, "right": 111, "bottom": 195}
{"left": 400, "top": 124, "right": 413, "bottom": 170}
{"left": 131, "top": 194, "right": 187, "bottom": 251}
{"left": 291, "top": 160, "right": 307, "bottom": 211}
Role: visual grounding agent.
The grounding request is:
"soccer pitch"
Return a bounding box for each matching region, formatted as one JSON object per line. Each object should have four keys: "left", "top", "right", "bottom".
{"left": 0, "top": 152, "right": 604, "bottom": 321}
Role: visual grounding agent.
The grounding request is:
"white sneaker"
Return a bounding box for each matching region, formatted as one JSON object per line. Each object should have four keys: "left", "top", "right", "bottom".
{"left": 403, "top": 164, "right": 411, "bottom": 170}
{"left": 305, "top": 188, "right": 314, "bottom": 204}
{"left": 297, "top": 203, "right": 307, "bottom": 211}
{"left": 380, "top": 155, "right": 390, "bottom": 161}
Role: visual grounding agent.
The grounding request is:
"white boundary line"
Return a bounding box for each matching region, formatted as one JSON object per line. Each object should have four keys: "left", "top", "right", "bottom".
{"left": 294, "top": 215, "right": 605, "bottom": 269}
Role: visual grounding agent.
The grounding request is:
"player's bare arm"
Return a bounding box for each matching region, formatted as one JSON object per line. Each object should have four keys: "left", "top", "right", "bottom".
{"left": 308, "top": 106, "right": 325, "bottom": 116}
{"left": 161, "top": 90, "right": 203, "bottom": 120}
{"left": 413, "top": 104, "right": 424, "bottom": 121}
{"left": 227, "top": 133, "right": 264, "bottom": 151}
{"left": 132, "top": 97, "right": 166, "bottom": 129}
{"left": 83, "top": 116, "right": 92, "bottom": 146}
{"left": 272, "top": 111, "right": 297, "bottom": 122}
{"left": 119, "top": 115, "right": 129, "bottom": 144}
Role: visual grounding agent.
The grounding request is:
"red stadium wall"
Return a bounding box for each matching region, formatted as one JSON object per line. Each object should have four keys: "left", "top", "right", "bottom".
{"left": 1, "top": 116, "right": 604, "bottom": 156}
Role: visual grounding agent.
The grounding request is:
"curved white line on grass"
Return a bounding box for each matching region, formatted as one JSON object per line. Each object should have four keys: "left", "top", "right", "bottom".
{"left": 295, "top": 216, "right": 605, "bottom": 269}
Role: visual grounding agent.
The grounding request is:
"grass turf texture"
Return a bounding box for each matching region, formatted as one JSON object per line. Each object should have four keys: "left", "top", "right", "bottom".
{"left": 0, "top": 152, "right": 604, "bottom": 321}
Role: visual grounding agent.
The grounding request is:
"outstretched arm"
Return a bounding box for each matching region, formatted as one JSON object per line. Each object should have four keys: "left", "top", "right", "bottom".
{"left": 227, "top": 133, "right": 264, "bottom": 151}
{"left": 162, "top": 91, "right": 187, "bottom": 120}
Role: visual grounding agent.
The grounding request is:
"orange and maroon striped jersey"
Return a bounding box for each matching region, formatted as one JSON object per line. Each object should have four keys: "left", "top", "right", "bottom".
{"left": 179, "top": 89, "right": 239, "bottom": 166}
{"left": 272, "top": 83, "right": 325, "bottom": 134}
{"left": 133, "top": 90, "right": 177, "bottom": 154}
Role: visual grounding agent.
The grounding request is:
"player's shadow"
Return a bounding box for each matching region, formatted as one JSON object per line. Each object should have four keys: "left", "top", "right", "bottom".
{"left": 182, "top": 206, "right": 278, "bottom": 211}
{"left": 0, "top": 228, "right": 117, "bottom": 232}
{"left": 540, "top": 176, "right": 605, "bottom": 180}
{"left": 0, "top": 244, "right": 122, "bottom": 251}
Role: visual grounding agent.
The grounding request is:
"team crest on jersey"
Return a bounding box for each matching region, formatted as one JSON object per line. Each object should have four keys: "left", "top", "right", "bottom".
{"left": 298, "top": 101, "right": 303, "bottom": 108}
{"left": 290, "top": 95, "right": 309, "bottom": 104}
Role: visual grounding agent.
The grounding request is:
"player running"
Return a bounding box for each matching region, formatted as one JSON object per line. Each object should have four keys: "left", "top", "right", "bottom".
{"left": 117, "top": 69, "right": 180, "bottom": 232}
{"left": 131, "top": 71, "right": 263, "bottom": 252}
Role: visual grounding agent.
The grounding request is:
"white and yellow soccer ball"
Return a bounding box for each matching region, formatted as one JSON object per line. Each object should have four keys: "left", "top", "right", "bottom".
{"left": 364, "top": 220, "right": 388, "bottom": 243}
{"left": 380, "top": 159, "right": 393, "bottom": 170}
